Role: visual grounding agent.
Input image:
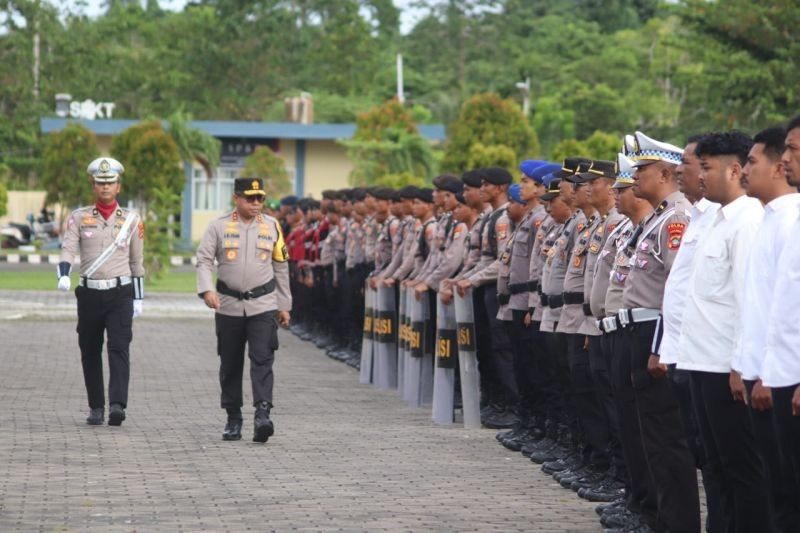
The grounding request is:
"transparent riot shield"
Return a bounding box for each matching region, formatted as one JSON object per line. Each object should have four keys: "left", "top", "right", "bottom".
{"left": 454, "top": 288, "right": 481, "bottom": 428}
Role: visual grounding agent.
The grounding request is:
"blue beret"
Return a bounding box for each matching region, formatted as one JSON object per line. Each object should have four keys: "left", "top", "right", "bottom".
{"left": 519, "top": 159, "right": 549, "bottom": 178}
{"left": 280, "top": 195, "right": 298, "bottom": 206}
{"left": 508, "top": 184, "right": 524, "bottom": 204}
{"left": 528, "top": 163, "right": 562, "bottom": 184}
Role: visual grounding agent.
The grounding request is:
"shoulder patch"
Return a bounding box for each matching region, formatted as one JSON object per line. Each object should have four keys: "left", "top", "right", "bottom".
{"left": 666, "top": 222, "right": 686, "bottom": 250}
{"left": 576, "top": 222, "right": 585, "bottom": 233}
{"left": 137, "top": 221, "right": 145, "bottom": 239}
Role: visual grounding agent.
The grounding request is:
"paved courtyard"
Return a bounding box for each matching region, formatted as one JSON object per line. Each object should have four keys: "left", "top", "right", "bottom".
{"left": 0, "top": 292, "right": 600, "bottom": 532}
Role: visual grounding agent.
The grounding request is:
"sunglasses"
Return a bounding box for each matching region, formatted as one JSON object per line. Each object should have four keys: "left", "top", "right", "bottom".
{"left": 238, "top": 195, "right": 265, "bottom": 204}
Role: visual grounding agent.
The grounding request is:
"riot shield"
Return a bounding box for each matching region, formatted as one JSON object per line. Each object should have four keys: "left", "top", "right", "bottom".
{"left": 454, "top": 288, "right": 481, "bottom": 428}
{"left": 396, "top": 286, "right": 408, "bottom": 396}
{"left": 373, "top": 285, "right": 398, "bottom": 389}
{"left": 359, "top": 285, "right": 375, "bottom": 384}
{"left": 403, "top": 289, "right": 425, "bottom": 407}
{"left": 432, "top": 293, "right": 457, "bottom": 425}
{"left": 419, "top": 289, "right": 435, "bottom": 406}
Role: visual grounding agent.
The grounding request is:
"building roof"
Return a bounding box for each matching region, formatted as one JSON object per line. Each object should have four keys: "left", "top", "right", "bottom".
{"left": 40, "top": 118, "right": 446, "bottom": 141}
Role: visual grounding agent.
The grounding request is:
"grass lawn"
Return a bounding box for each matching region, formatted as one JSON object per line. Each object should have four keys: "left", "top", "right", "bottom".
{"left": 0, "top": 271, "right": 197, "bottom": 293}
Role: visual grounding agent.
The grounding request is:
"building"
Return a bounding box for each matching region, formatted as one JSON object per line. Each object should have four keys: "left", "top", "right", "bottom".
{"left": 40, "top": 118, "right": 445, "bottom": 242}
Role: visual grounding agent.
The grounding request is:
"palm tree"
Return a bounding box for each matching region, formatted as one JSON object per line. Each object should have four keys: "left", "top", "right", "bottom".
{"left": 166, "top": 110, "right": 220, "bottom": 178}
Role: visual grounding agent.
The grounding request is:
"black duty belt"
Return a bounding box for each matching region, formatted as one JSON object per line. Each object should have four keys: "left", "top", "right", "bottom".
{"left": 498, "top": 293, "right": 511, "bottom": 305}
{"left": 217, "top": 279, "right": 276, "bottom": 301}
{"left": 582, "top": 303, "right": 593, "bottom": 316}
{"left": 563, "top": 292, "right": 584, "bottom": 305}
{"left": 508, "top": 282, "right": 530, "bottom": 295}
{"left": 547, "top": 294, "right": 564, "bottom": 309}
{"left": 540, "top": 293, "right": 549, "bottom": 306}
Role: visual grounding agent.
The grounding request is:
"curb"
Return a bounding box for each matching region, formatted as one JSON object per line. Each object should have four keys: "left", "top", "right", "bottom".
{"left": 0, "top": 254, "right": 197, "bottom": 266}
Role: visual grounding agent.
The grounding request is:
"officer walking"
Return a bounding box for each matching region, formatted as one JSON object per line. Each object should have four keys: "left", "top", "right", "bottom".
{"left": 196, "top": 178, "right": 292, "bottom": 443}
{"left": 58, "top": 157, "right": 144, "bottom": 427}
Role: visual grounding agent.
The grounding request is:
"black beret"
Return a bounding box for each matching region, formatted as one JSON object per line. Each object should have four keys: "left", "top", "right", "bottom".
{"left": 398, "top": 185, "right": 420, "bottom": 199}
{"left": 339, "top": 188, "right": 353, "bottom": 200}
{"left": 462, "top": 169, "right": 484, "bottom": 187}
{"left": 455, "top": 191, "right": 467, "bottom": 205}
{"left": 321, "top": 189, "right": 336, "bottom": 200}
{"left": 364, "top": 186, "right": 379, "bottom": 197}
{"left": 482, "top": 167, "right": 513, "bottom": 185}
{"left": 372, "top": 187, "right": 396, "bottom": 201}
{"left": 416, "top": 187, "right": 434, "bottom": 203}
{"left": 280, "top": 195, "right": 298, "bottom": 206}
{"left": 351, "top": 188, "right": 367, "bottom": 201}
{"left": 433, "top": 174, "right": 464, "bottom": 194}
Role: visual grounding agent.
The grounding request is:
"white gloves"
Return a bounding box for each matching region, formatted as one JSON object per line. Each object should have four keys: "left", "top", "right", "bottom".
{"left": 133, "top": 300, "right": 143, "bottom": 318}
{"left": 57, "top": 276, "right": 71, "bottom": 291}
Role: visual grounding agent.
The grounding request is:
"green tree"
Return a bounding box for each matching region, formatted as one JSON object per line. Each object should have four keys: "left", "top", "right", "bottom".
{"left": 0, "top": 164, "right": 9, "bottom": 218}
{"left": 39, "top": 123, "right": 100, "bottom": 221}
{"left": 374, "top": 172, "right": 425, "bottom": 189}
{"left": 443, "top": 93, "right": 539, "bottom": 172}
{"left": 243, "top": 146, "right": 293, "bottom": 198}
{"left": 466, "top": 143, "right": 517, "bottom": 175}
{"left": 110, "top": 120, "right": 183, "bottom": 204}
{"left": 166, "top": 111, "right": 221, "bottom": 178}
{"left": 340, "top": 99, "right": 439, "bottom": 185}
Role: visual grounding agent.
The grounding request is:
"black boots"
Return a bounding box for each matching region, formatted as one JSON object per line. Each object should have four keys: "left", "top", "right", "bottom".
{"left": 86, "top": 407, "right": 104, "bottom": 425}
{"left": 108, "top": 403, "right": 126, "bottom": 426}
{"left": 223, "top": 408, "right": 243, "bottom": 441}
{"left": 253, "top": 401, "right": 274, "bottom": 443}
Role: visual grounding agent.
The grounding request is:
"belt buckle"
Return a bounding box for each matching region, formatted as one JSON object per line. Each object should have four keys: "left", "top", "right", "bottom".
{"left": 242, "top": 290, "right": 254, "bottom": 300}
{"left": 618, "top": 310, "right": 629, "bottom": 326}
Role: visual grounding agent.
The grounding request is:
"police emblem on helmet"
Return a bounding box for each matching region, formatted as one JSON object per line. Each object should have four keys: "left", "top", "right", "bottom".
{"left": 252, "top": 180, "right": 260, "bottom": 190}
{"left": 100, "top": 159, "right": 110, "bottom": 172}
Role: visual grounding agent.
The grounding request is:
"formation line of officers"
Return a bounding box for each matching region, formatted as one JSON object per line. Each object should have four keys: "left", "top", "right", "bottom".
{"left": 282, "top": 117, "right": 800, "bottom": 533}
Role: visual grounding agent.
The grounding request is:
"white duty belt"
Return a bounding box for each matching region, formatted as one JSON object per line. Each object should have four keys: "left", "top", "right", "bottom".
{"left": 617, "top": 307, "right": 661, "bottom": 327}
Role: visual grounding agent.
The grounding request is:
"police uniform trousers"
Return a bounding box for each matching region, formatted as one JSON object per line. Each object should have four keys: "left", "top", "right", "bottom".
{"left": 471, "top": 285, "right": 495, "bottom": 408}
{"left": 567, "top": 333, "right": 609, "bottom": 466}
{"left": 530, "top": 320, "right": 560, "bottom": 431}
{"left": 591, "top": 334, "right": 624, "bottom": 478}
{"left": 629, "top": 321, "right": 699, "bottom": 533}
{"left": 76, "top": 283, "right": 134, "bottom": 409}
{"left": 482, "top": 282, "right": 519, "bottom": 409}
{"left": 772, "top": 383, "right": 800, "bottom": 531}
{"left": 669, "top": 365, "right": 724, "bottom": 533}
{"left": 215, "top": 310, "right": 278, "bottom": 409}
{"left": 607, "top": 327, "right": 657, "bottom": 525}
{"left": 509, "top": 310, "right": 545, "bottom": 428}
{"left": 549, "top": 327, "right": 578, "bottom": 441}
{"left": 689, "top": 371, "right": 773, "bottom": 533}
{"left": 744, "top": 379, "right": 798, "bottom": 533}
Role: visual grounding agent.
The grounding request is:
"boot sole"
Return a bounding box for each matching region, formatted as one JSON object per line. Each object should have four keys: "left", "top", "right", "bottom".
{"left": 253, "top": 422, "right": 274, "bottom": 443}
{"left": 86, "top": 419, "right": 103, "bottom": 426}
{"left": 108, "top": 411, "right": 125, "bottom": 426}
{"left": 222, "top": 433, "right": 242, "bottom": 441}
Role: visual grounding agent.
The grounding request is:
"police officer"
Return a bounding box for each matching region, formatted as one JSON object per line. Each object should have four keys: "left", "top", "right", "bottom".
{"left": 196, "top": 177, "right": 292, "bottom": 443}
{"left": 620, "top": 132, "right": 700, "bottom": 532}
{"left": 59, "top": 157, "right": 144, "bottom": 427}
{"left": 456, "top": 167, "right": 515, "bottom": 428}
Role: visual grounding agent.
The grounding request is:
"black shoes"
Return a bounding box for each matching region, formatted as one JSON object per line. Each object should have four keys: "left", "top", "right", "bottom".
{"left": 86, "top": 407, "right": 104, "bottom": 426}
{"left": 108, "top": 404, "right": 126, "bottom": 426}
{"left": 253, "top": 402, "right": 274, "bottom": 443}
{"left": 222, "top": 418, "right": 243, "bottom": 441}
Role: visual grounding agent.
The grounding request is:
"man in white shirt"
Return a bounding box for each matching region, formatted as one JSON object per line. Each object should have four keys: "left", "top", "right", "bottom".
{"left": 762, "top": 114, "right": 800, "bottom": 526}
{"left": 677, "top": 132, "right": 772, "bottom": 531}
{"left": 657, "top": 134, "right": 725, "bottom": 533}
{"left": 733, "top": 126, "right": 800, "bottom": 532}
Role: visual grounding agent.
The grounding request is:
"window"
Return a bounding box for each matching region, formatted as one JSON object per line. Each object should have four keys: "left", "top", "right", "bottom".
{"left": 192, "top": 167, "right": 239, "bottom": 211}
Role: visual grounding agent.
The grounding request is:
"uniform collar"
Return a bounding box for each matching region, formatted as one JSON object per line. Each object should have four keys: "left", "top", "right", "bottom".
{"left": 766, "top": 192, "right": 800, "bottom": 212}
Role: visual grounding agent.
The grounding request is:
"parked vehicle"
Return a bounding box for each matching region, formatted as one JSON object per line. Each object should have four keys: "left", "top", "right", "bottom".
{"left": 1, "top": 210, "right": 60, "bottom": 249}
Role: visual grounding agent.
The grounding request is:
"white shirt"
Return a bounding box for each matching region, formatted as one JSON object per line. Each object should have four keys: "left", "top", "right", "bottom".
{"left": 659, "top": 198, "right": 719, "bottom": 365}
{"left": 677, "top": 195, "right": 763, "bottom": 373}
{"left": 761, "top": 209, "right": 800, "bottom": 387}
{"left": 733, "top": 193, "right": 800, "bottom": 380}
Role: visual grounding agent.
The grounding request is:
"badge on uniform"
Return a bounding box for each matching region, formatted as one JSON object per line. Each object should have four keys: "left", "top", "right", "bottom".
{"left": 496, "top": 222, "right": 508, "bottom": 240}
{"left": 589, "top": 242, "right": 600, "bottom": 254}
{"left": 573, "top": 255, "right": 584, "bottom": 268}
{"left": 597, "top": 225, "right": 604, "bottom": 237}
{"left": 138, "top": 221, "right": 145, "bottom": 239}
{"left": 667, "top": 222, "right": 686, "bottom": 250}
{"left": 534, "top": 219, "right": 542, "bottom": 229}
{"left": 637, "top": 258, "right": 649, "bottom": 270}
{"left": 639, "top": 241, "right": 650, "bottom": 252}
{"left": 226, "top": 249, "right": 238, "bottom": 260}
